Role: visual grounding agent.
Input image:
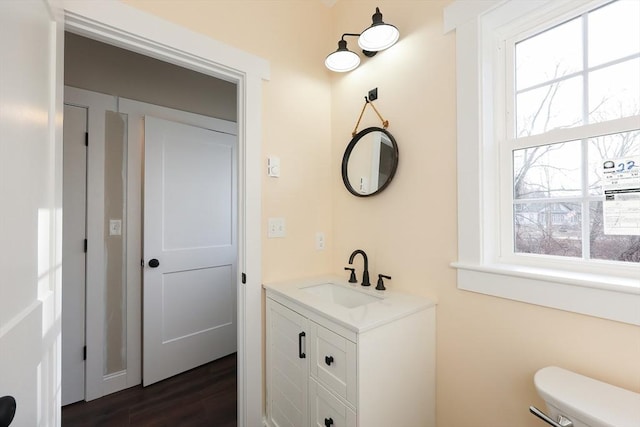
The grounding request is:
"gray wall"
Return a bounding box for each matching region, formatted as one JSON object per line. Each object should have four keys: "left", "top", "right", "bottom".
{"left": 65, "top": 32, "right": 237, "bottom": 121}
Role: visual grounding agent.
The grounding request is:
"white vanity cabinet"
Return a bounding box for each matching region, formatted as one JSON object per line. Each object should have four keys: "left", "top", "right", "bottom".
{"left": 265, "top": 278, "right": 436, "bottom": 427}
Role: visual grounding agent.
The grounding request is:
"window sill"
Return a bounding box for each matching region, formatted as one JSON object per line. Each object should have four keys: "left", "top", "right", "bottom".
{"left": 451, "top": 262, "right": 640, "bottom": 326}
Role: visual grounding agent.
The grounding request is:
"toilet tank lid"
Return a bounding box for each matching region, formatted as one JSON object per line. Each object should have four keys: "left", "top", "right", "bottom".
{"left": 534, "top": 367, "right": 640, "bottom": 427}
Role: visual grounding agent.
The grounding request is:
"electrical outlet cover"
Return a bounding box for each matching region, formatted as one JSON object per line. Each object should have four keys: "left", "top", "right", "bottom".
{"left": 267, "top": 217, "right": 285, "bottom": 238}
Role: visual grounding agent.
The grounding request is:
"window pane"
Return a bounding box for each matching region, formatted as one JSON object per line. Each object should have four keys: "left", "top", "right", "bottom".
{"left": 588, "top": 130, "right": 640, "bottom": 195}
{"left": 589, "top": 201, "right": 640, "bottom": 262}
{"left": 514, "top": 140, "right": 583, "bottom": 199}
{"left": 515, "top": 17, "right": 582, "bottom": 91}
{"left": 516, "top": 76, "right": 583, "bottom": 137}
{"left": 589, "top": 58, "right": 640, "bottom": 123}
{"left": 588, "top": 0, "right": 640, "bottom": 68}
{"left": 514, "top": 202, "right": 582, "bottom": 257}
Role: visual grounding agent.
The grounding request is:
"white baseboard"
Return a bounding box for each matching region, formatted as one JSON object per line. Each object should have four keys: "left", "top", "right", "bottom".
{"left": 103, "top": 370, "right": 128, "bottom": 396}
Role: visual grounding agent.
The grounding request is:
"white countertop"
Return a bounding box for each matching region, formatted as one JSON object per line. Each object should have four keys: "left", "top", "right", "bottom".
{"left": 263, "top": 276, "right": 437, "bottom": 333}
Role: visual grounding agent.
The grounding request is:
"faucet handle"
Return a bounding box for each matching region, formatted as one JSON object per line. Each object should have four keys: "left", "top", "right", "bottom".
{"left": 376, "top": 274, "right": 391, "bottom": 291}
{"left": 344, "top": 267, "right": 357, "bottom": 283}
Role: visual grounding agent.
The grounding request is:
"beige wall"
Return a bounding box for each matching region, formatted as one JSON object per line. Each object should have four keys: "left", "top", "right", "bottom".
{"left": 123, "top": 0, "right": 335, "bottom": 281}
{"left": 122, "top": 1, "right": 640, "bottom": 426}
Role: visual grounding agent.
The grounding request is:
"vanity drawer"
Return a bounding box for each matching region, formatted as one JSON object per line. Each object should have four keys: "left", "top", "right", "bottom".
{"left": 309, "top": 378, "right": 356, "bottom": 427}
{"left": 309, "top": 322, "right": 357, "bottom": 406}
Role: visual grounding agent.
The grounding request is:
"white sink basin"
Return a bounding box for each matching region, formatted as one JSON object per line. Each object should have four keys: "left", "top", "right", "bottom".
{"left": 302, "top": 283, "right": 383, "bottom": 308}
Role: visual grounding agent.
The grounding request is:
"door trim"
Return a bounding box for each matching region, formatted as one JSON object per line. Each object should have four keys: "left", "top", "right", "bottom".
{"left": 64, "top": 87, "right": 118, "bottom": 402}
{"left": 61, "top": 102, "right": 87, "bottom": 406}
{"left": 63, "top": 3, "right": 269, "bottom": 425}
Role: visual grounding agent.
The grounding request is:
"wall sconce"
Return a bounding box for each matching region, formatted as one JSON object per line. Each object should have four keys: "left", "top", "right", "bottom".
{"left": 325, "top": 7, "right": 399, "bottom": 73}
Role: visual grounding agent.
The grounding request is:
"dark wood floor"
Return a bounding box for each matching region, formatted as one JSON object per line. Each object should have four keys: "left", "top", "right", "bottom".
{"left": 62, "top": 353, "right": 236, "bottom": 427}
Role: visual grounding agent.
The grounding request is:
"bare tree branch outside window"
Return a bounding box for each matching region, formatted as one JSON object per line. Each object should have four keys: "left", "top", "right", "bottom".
{"left": 511, "top": 0, "right": 639, "bottom": 263}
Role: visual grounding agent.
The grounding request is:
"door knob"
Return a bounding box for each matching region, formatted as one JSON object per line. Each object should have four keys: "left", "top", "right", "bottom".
{"left": 0, "top": 396, "right": 16, "bottom": 427}
{"left": 148, "top": 259, "right": 160, "bottom": 268}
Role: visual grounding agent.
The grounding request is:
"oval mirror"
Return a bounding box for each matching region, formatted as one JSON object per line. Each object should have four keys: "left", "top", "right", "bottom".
{"left": 342, "top": 127, "right": 398, "bottom": 197}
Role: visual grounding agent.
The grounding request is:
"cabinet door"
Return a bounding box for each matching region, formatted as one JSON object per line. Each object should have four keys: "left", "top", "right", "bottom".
{"left": 309, "top": 378, "right": 356, "bottom": 427}
{"left": 309, "top": 322, "right": 357, "bottom": 406}
{"left": 267, "top": 299, "right": 309, "bottom": 427}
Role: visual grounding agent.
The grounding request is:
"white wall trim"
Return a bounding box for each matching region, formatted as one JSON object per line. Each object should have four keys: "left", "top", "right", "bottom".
{"left": 103, "top": 370, "right": 127, "bottom": 396}
{"left": 0, "top": 300, "right": 42, "bottom": 339}
{"left": 443, "top": 0, "right": 501, "bottom": 33}
{"left": 62, "top": 2, "right": 268, "bottom": 425}
{"left": 63, "top": 1, "right": 269, "bottom": 82}
{"left": 454, "top": 263, "right": 640, "bottom": 325}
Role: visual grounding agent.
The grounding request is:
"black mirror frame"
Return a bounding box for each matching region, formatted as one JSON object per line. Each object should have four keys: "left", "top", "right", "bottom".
{"left": 341, "top": 126, "right": 399, "bottom": 197}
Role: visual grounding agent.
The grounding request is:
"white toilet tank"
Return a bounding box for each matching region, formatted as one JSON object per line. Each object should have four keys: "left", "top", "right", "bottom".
{"left": 534, "top": 366, "right": 640, "bottom": 427}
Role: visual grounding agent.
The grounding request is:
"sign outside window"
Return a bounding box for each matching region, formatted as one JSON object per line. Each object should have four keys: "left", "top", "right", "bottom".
{"left": 603, "top": 156, "right": 640, "bottom": 235}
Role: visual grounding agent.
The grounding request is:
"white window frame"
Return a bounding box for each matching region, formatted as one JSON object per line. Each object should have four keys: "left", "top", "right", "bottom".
{"left": 444, "top": 0, "right": 640, "bottom": 326}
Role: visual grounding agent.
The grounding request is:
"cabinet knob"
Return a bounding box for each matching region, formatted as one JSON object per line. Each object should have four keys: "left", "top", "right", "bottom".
{"left": 324, "top": 417, "right": 334, "bottom": 427}
{"left": 324, "top": 355, "right": 334, "bottom": 366}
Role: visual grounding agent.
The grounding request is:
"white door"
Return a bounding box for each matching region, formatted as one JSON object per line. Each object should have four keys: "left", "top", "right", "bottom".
{"left": 0, "top": 1, "right": 63, "bottom": 426}
{"left": 143, "top": 115, "right": 237, "bottom": 386}
{"left": 61, "top": 104, "right": 88, "bottom": 406}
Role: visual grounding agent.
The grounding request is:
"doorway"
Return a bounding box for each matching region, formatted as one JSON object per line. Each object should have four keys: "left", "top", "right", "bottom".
{"left": 62, "top": 91, "right": 240, "bottom": 408}
{"left": 61, "top": 4, "right": 268, "bottom": 423}
{"left": 61, "top": 34, "right": 239, "bottom": 401}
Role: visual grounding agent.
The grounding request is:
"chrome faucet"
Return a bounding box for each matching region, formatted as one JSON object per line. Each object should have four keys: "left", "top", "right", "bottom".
{"left": 348, "top": 249, "right": 371, "bottom": 287}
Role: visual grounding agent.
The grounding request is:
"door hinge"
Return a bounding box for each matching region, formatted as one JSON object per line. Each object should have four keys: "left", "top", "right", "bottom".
{"left": 83, "top": 346, "right": 87, "bottom": 361}
{"left": 241, "top": 273, "right": 246, "bottom": 284}
{"left": 85, "top": 132, "right": 88, "bottom": 146}
{"left": 83, "top": 239, "right": 87, "bottom": 253}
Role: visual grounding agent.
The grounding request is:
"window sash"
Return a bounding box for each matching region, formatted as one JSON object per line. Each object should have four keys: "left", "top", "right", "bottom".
{"left": 505, "top": 0, "right": 639, "bottom": 139}
{"left": 505, "top": 116, "right": 640, "bottom": 150}
{"left": 500, "top": 125, "right": 639, "bottom": 276}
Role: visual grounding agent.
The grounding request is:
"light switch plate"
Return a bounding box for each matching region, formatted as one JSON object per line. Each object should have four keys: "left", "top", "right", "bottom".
{"left": 267, "top": 156, "right": 281, "bottom": 177}
{"left": 109, "top": 219, "right": 122, "bottom": 236}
